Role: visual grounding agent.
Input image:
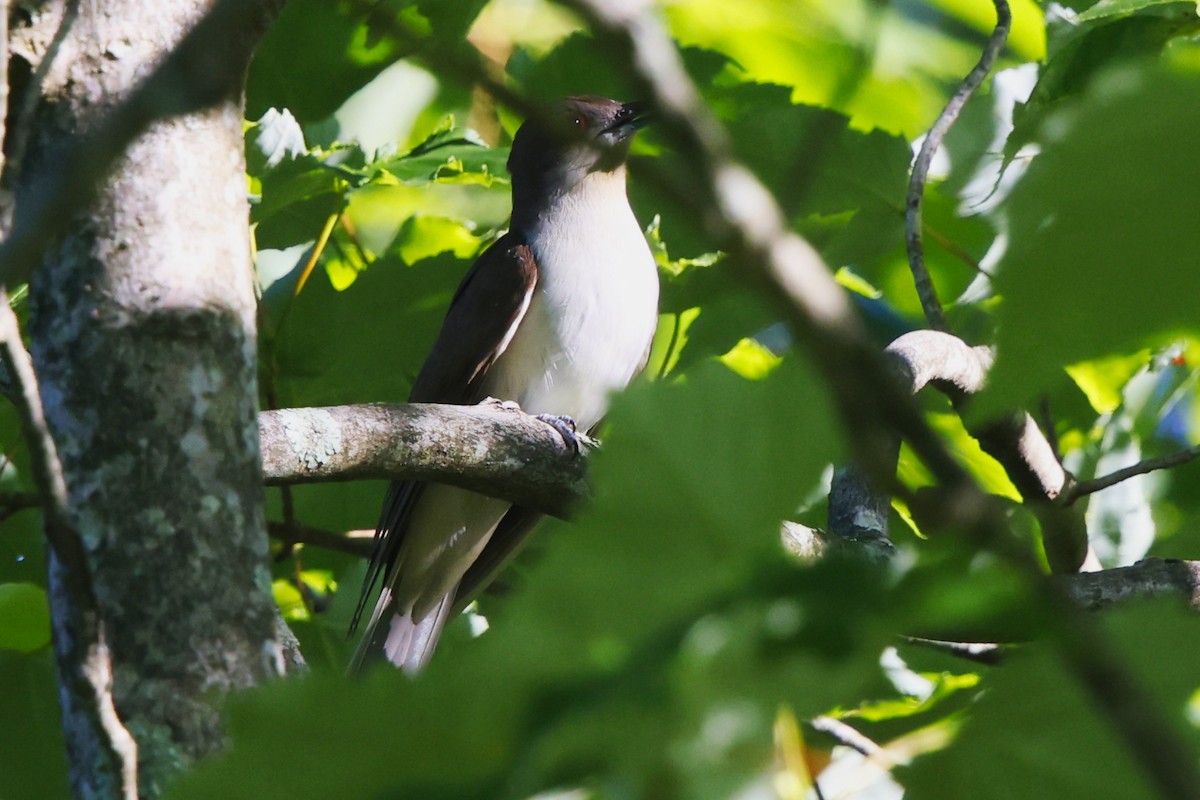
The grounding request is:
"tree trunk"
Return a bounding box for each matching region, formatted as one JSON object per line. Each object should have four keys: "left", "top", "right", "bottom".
{"left": 16, "top": 1, "right": 292, "bottom": 796}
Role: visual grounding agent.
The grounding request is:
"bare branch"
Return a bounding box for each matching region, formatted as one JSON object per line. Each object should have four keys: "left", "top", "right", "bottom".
{"left": 885, "top": 330, "right": 993, "bottom": 395}
{"left": 780, "top": 521, "right": 827, "bottom": 561}
{"left": 267, "top": 521, "right": 372, "bottom": 559}
{"left": 902, "top": 636, "right": 1006, "bottom": 666}
{"left": 0, "top": 490, "right": 42, "bottom": 520}
{"left": 879, "top": 330, "right": 1088, "bottom": 572}
{"left": 810, "top": 716, "right": 885, "bottom": 760}
{"left": 828, "top": 330, "right": 1080, "bottom": 559}
{"left": 1059, "top": 558, "right": 1200, "bottom": 611}
{"left": 904, "top": 0, "right": 1011, "bottom": 330}
{"left": 1065, "top": 445, "right": 1200, "bottom": 503}
{"left": 259, "top": 402, "right": 589, "bottom": 519}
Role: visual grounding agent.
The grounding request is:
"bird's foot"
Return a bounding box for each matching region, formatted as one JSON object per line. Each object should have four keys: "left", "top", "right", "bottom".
{"left": 535, "top": 414, "right": 596, "bottom": 455}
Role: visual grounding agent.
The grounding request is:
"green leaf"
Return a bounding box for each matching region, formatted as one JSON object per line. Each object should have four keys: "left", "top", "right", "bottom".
{"left": 394, "top": 215, "right": 482, "bottom": 264}
{"left": 248, "top": 139, "right": 365, "bottom": 251}
{"left": 0, "top": 650, "right": 69, "bottom": 798}
{"left": 0, "top": 583, "right": 50, "bottom": 653}
{"left": 901, "top": 601, "right": 1200, "bottom": 799}
{"left": 247, "top": 0, "right": 405, "bottom": 122}
{"left": 1067, "top": 350, "right": 1152, "bottom": 414}
{"left": 1008, "top": 8, "right": 1200, "bottom": 163}
{"left": 372, "top": 128, "right": 509, "bottom": 187}
{"left": 983, "top": 64, "right": 1200, "bottom": 412}
{"left": 1078, "top": 0, "right": 1195, "bottom": 21}
{"left": 250, "top": 108, "right": 307, "bottom": 168}
{"left": 269, "top": 252, "right": 469, "bottom": 407}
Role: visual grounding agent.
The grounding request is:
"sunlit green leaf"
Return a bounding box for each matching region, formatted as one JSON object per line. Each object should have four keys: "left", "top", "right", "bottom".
{"left": 1078, "top": 0, "right": 1195, "bottom": 21}
{"left": 1067, "top": 350, "right": 1152, "bottom": 414}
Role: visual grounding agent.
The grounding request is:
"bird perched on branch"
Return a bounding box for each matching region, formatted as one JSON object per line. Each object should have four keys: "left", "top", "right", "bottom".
{"left": 350, "top": 96, "right": 660, "bottom": 673}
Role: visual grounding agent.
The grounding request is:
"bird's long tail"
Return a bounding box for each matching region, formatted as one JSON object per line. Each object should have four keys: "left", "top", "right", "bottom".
{"left": 383, "top": 594, "right": 454, "bottom": 674}
{"left": 348, "top": 589, "right": 455, "bottom": 676}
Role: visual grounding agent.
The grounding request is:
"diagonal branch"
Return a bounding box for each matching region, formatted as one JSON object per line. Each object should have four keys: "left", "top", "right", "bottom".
{"left": 267, "top": 521, "right": 373, "bottom": 559}
{"left": 904, "top": 0, "right": 1012, "bottom": 331}
{"left": 1064, "top": 444, "right": 1200, "bottom": 503}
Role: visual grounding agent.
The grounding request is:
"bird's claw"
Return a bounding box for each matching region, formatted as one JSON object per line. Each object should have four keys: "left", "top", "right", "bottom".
{"left": 536, "top": 414, "right": 595, "bottom": 455}
{"left": 481, "top": 397, "right": 523, "bottom": 412}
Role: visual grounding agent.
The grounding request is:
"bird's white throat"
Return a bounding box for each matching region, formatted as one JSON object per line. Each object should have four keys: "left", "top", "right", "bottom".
{"left": 488, "top": 168, "right": 660, "bottom": 430}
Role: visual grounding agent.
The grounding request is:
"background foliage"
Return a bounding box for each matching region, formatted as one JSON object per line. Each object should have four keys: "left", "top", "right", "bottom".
{"left": 3, "top": 0, "right": 1200, "bottom": 797}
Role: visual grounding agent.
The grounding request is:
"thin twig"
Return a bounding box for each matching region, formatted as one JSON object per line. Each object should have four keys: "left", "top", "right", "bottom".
{"left": 0, "top": 489, "right": 43, "bottom": 520}
{"left": 0, "top": 0, "right": 9, "bottom": 182}
{"left": 902, "top": 636, "right": 1006, "bottom": 666}
{"left": 0, "top": 295, "right": 138, "bottom": 798}
{"left": 810, "top": 716, "right": 884, "bottom": 760}
{"left": 921, "top": 221, "right": 992, "bottom": 279}
{"left": 267, "top": 521, "right": 372, "bottom": 559}
{"left": 1064, "top": 445, "right": 1200, "bottom": 502}
{"left": 904, "top": 0, "right": 1011, "bottom": 331}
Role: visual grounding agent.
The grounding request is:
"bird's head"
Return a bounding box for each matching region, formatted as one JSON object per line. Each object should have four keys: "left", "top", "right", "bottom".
{"left": 508, "top": 96, "right": 649, "bottom": 209}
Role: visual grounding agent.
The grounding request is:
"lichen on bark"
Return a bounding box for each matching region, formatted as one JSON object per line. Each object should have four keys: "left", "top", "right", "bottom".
{"left": 14, "top": 0, "right": 291, "bottom": 795}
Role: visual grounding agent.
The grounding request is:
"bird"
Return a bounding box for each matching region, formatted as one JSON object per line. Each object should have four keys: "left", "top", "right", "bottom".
{"left": 350, "top": 96, "right": 660, "bottom": 674}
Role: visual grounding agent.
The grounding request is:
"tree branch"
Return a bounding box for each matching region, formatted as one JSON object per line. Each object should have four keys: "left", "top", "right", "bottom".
{"left": 1059, "top": 558, "right": 1200, "bottom": 611}
{"left": 267, "top": 521, "right": 372, "bottom": 559}
{"left": 259, "top": 402, "right": 589, "bottom": 519}
{"left": 902, "top": 636, "right": 1006, "bottom": 666}
{"left": 904, "top": 0, "right": 1011, "bottom": 331}
{"left": 258, "top": 403, "right": 1200, "bottom": 618}
{"left": 888, "top": 331, "right": 1089, "bottom": 572}
{"left": 1064, "top": 445, "right": 1200, "bottom": 503}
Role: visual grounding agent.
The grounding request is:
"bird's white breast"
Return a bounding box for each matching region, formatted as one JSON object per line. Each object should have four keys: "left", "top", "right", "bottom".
{"left": 487, "top": 170, "right": 659, "bottom": 430}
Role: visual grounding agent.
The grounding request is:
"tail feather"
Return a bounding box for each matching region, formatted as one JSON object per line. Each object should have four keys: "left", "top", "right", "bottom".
{"left": 383, "top": 594, "right": 454, "bottom": 674}
{"left": 348, "top": 589, "right": 455, "bottom": 676}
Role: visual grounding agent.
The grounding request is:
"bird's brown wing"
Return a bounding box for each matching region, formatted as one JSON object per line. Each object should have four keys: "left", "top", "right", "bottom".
{"left": 409, "top": 233, "right": 539, "bottom": 404}
{"left": 350, "top": 233, "right": 538, "bottom": 635}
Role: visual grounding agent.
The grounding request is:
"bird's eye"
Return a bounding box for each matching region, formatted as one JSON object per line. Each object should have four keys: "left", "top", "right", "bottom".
{"left": 572, "top": 115, "right": 587, "bottom": 129}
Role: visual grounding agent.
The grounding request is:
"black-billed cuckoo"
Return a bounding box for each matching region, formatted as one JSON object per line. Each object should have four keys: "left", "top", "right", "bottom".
{"left": 351, "top": 96, "right": 659, "bottom": 673}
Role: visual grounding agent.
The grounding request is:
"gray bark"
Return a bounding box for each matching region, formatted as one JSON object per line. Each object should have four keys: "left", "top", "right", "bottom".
{"left": 259, "top": 402, "right": 590, "bottom": 518}
{"left": 16, "top": 1, "right": 289, "bottom": 796}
